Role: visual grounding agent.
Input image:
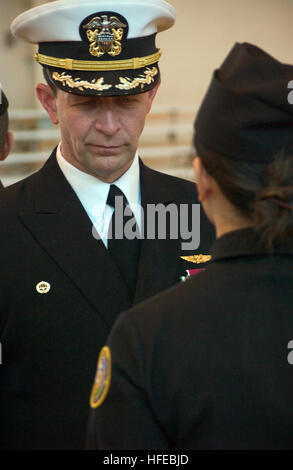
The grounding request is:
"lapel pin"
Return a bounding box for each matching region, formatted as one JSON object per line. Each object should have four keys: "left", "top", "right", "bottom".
{"left": 36, "top": 281, "right": 51, "bottom": 294}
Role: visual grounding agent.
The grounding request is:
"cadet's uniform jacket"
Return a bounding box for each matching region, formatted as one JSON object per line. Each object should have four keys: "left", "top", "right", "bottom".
{"left": 88, "top": 228, "right": 293, "bottom": 450}
{"left": 0, "top": 149, "right": 214, "bottom": 450}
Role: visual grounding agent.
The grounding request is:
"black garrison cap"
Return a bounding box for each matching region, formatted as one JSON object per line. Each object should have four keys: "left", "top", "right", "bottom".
{"left": 195, "top": 42, "right": 293, "bottom": 163}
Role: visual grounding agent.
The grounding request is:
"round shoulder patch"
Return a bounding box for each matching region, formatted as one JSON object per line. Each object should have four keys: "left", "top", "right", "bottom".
{"left": 90, "top": 346, "right": 112, "bottom": 409}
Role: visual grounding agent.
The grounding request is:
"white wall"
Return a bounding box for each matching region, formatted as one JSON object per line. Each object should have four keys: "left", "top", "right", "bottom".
{"left": 157, "top": 0, "right": 293, "bottom": 107}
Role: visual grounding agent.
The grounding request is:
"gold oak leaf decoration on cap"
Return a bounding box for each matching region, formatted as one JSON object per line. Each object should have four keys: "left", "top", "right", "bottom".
{"left": 83, "top": 15, "right": 127, "bottom": 58}
{"left": 115, "top": 67, "right": 158, "bottom": 90}
{"left": 52, "top": 72, "right": 112, "bottom": 91}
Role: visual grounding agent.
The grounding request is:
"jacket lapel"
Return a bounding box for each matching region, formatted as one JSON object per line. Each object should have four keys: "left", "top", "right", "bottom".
{"left": 133, "top": 161, "right": 183, "bottom": 304}
{"left": 19, "top": 150, "right": 131, "bottom": 328}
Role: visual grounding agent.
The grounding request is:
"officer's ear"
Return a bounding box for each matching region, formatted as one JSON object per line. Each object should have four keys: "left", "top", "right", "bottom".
{"left": 36, "top": 83, "right": 59, "bottom": 125}
{"left": 0, "top": 131, "right": 14, "bottom": 161}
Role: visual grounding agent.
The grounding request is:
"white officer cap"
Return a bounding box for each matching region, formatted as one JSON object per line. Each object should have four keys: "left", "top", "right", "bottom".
{"left": 11, "top": 0, "right": 176, "bottom": 96}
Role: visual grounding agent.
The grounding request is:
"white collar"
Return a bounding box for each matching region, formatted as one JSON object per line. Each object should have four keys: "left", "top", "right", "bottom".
{"left": 56, "top": 143, "right": 141, "bottom": 222}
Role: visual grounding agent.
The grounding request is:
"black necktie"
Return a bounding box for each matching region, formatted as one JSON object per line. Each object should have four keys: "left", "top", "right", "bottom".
{"left": 107, "top": 184, "right": 141, "bottom": 298}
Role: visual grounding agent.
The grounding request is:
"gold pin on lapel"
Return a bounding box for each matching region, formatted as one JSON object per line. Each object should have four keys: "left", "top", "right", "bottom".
{"left": 36, "top": 281, "right": 51, "bottom": 294}
{"left": 180, "top": 254, "right": 212, "bottom": 264}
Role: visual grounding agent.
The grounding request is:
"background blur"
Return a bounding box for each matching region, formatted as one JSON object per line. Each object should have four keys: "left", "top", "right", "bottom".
{"left": 1, "top": 0, "right": 293, "bottom": 185}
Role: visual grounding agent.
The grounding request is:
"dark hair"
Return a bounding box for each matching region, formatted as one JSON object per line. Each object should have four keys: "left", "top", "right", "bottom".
{"left": 43, "top": 67, "right": 58, "bottom": 96}
{"left": 194, "top": 136, "right": 293, "bottom": 252}
{"left": 0, "top": 111, "right": 8, "bottom": 151}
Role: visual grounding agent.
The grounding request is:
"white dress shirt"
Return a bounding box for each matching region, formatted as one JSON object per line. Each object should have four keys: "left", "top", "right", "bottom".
{"left": 56, "top": 143, "right": 141, "bottom": 248}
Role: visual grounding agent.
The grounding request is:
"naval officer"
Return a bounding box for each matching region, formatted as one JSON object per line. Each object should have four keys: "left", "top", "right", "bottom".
{"left": 0, "top": 0, "right": 214, "bottom": 449}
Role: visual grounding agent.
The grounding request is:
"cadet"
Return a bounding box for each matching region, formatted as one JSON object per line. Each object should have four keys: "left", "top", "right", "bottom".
{"left": 88, "top": 43, "right": 293, "bottom": 450}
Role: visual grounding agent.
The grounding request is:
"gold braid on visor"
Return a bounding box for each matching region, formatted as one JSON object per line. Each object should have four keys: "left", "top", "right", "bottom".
{"left": 35, "top": 50, "right": 162, "bottom": 71}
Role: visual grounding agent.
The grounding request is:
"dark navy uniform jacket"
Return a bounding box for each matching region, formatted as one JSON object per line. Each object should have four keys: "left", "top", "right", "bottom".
{"left": 0, "top": 149, "right": 213, "bottom": 449}
{"left": 88, "top": 227, "right": 293, "bottom": 450}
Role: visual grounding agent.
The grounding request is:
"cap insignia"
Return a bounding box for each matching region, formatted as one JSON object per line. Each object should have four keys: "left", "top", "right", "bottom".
{"left": 82, "top": 14, "right": 127, "bottom": 58}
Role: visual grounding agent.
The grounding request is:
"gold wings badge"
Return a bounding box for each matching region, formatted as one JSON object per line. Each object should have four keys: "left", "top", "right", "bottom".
{"left": 180, "top": 254, "right": 212, "bottom": 264}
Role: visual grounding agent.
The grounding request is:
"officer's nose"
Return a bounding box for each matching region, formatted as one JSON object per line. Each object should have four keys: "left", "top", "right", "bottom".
{"left": 95, "top": 105, "right": 121, "bottom": 136}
